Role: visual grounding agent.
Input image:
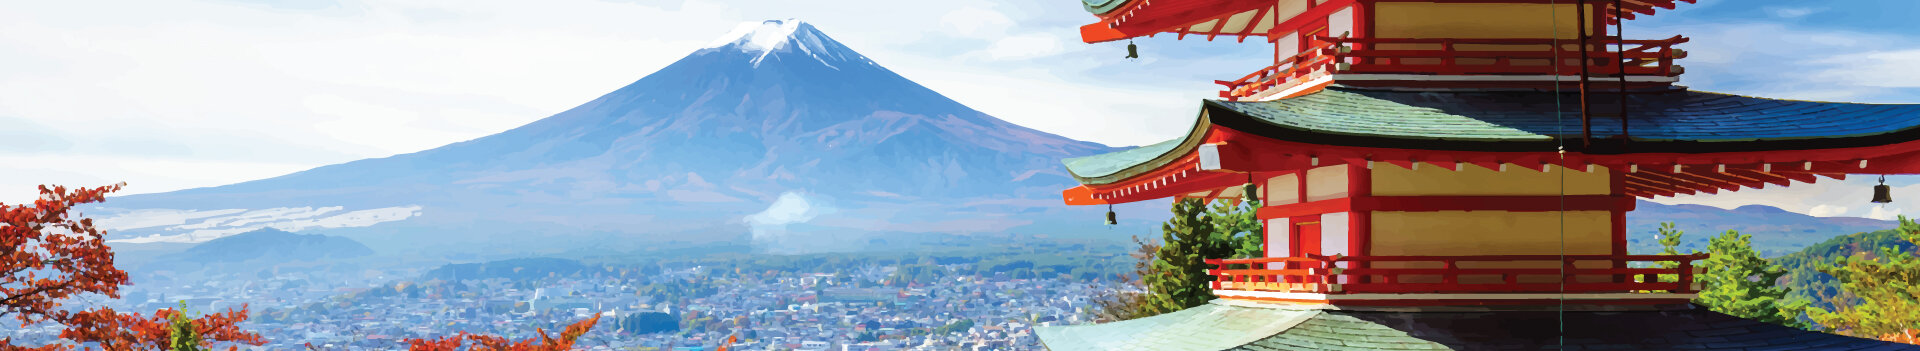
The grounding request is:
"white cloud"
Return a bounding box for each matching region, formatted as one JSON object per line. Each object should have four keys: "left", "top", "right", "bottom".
{"left": 981, "top": 33, "right": 1068, "bottom": 61}
{"left": 1867, "top": 206, "right": 1905, "bottom": 221}
{"left": 1810, "top": 49, "right": 1920, "bottom": 89}
{"left": 1808, "top": 204, "right": 1849, "bottom": 217}
{"left": 104, "top": 205, "right": 423, "bottom": 244}
{"left": 1764, "top": 6, "right": 1826, "bottom": 19}
{"left": 941, "top": 6, "right": 1015, "bottom": 39}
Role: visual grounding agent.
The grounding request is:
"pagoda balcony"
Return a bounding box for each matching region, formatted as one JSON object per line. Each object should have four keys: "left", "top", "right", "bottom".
{"left": 1215, "top": 35, "right": 1690, "bottom": 101}
{"left": 1203, "top": 254, "right": 1707, "bottom": 306}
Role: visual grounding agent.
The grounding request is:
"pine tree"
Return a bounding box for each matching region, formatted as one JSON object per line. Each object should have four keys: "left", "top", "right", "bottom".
{"left": 1641, "top": 222, "right": 1687, "bottom": 284}
{"left": 1695, "top": 230, "right": 1806, "bottom": 329}
{"left": 1206, "top": 197, "right": 1265, "bottom": 259}
{"left": 1092, "top": 197, "right": 1262, "bottom": 322}
{"left": 1142, "top": 198, "right": 1236, "bottom": 314}
{"left": 1806, "top": 216, "right": 1920, "bottom": 344}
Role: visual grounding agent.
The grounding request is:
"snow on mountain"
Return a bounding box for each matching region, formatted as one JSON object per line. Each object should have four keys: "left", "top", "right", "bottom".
{"left": 700, "top": 19, "right": 870, "bottom": 69}
{"left": 95, "top": 19, "right": 1127, "bottom": 256}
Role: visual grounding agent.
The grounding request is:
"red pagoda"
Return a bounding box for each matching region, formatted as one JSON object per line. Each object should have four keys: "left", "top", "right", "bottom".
{"left": 1037, "top": 0, "right": 1920, "bottom": 349}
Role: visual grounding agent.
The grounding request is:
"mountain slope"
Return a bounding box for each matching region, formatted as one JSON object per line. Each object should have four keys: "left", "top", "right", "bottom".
{"left": 1627, "top": 200, "right": 1896, "bottom": 256}
{"left": 94, "top": 19, "right": 1128, "bottom": 256}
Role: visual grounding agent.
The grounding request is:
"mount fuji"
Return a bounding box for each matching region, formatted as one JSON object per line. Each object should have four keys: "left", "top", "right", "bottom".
{"left": 93, "top": 19, "right": 1131, "bottom": 257}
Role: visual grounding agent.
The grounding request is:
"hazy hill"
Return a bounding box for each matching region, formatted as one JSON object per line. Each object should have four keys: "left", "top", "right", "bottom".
{"left": 1627, "top": 200, "right": 1895, "bottom": 256}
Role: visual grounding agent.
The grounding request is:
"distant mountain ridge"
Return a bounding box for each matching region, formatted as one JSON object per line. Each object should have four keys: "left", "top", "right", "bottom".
{"left": 177, "top": 228, "right": 373, "bottom": 263}
{"left": 1627, "top": 200, "right": 1896, "bottom": 256}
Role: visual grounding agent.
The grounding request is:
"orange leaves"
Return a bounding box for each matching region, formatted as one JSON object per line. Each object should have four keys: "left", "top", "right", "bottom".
{"left": 57, "top": 305, "right": 264, "bottom": 351}
{"left": 405, "top": 314, "right": 602, "bottom": 351}
{"left": 3, "top": 183, "right": 128, "bottom": 328}
{"left": 1882, "top": 329, "right": 1920, "bottom": 345}
{"left": 3, "top": 184, "right": 263, "bottom": 350}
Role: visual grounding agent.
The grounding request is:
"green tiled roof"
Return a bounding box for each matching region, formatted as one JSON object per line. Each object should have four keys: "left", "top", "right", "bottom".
{"left": 1061, "top": 86, "right": 1920, "bottom": 185}
{"left": 1081, "top": 0, "right": 1133, "bottom": 15}
{"left": 1037, "top": 301, "right": 1917, "bottom": 350}
{"left": 1034, "top": 303, "right": 1316, "bottom": 351}
{"left": 1061, "top": 138, "right": 1184, "bottom": 180}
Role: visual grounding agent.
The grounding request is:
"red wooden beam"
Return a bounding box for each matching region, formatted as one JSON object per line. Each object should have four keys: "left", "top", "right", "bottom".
{"left": 1623, "top": 174, "right": 1693, "bottom": 196}
{"left": 1632, "top": 172, "right": 1720, "bottom": 195}
{"left": 1692, "top": 170, "right": 1768, "bottom": 190}
{"left": 1255, "top": 195, "right": 1631, "bottom": 219}
{"left": 1771, "top": 171, "right": 1818, "bottom": 185}
{"left": 1724, "top": 169, "right": 1791, "bottom": 187}
{"left": 1661, "top": 170, "right": 1746, "bottom": 192}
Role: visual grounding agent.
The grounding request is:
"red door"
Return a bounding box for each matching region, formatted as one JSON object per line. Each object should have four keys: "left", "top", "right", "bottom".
{"left": 1291, "top": 215, "right": 1322, "bottom": 258}
{"left": 1288, "top": 215, "right": 1322, "bottom": 284}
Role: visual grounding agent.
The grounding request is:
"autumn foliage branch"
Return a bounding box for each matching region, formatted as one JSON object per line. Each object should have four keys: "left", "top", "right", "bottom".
{"left": 2, "top": 184, "right": 261, "bottom": 351}
{"left": 403, "top": 314, "right": 601, "bottom": 351}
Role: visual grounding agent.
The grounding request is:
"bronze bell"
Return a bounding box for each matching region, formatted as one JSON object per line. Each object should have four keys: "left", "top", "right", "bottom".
{"left": 1105, "top": 206, "right": 1117, "bottom": 225}
{"left": 1242, "top": 183, "right": 1259, "bottom": 204}
{"left": 1873, "top": 175, "right": 1894, "bottom": 204}
{"left": 1125, "top": 41, "right": 1139, "bottom": 59}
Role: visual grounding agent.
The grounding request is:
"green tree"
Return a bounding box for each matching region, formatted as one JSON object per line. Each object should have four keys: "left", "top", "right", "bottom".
{"left": 1206, "top": 196, "right": 1264, "bottom": 259}
{"left": 1806, "top": 216, "right": 1920, "bottom": 343}
{"left": 1142, "top": 198, "right": 1236, "bottom": 314}
{"left": 168, "top": 301, "right": 207, "bottom": 351}
{"left": 1695, "top": 230, "right": 1806, "bottom": 329}
{"left": 1642, "top": 222, "right": 1689, "bottom": 284}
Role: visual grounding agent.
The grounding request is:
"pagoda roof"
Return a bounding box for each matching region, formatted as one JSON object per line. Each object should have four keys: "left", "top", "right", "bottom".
{"left": 1064, "top": 86, "right": 1920, "bottom": 185}
{"left": 1081, "top": 0, "right": 1130, "bottom": 16}
{"left": 1036, "top": 302, "right": 1912, "bottom": 350}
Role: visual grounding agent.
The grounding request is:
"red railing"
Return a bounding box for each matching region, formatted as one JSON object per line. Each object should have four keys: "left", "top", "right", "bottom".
{"left": 1214, "top": 35, "right": 1690, "bottom": 101}
{"left": 1213, "top": 40, "right": 1341, "bottom": 101}
{"left": 1203, "top": 253, "right": 1707, "bottom": 295}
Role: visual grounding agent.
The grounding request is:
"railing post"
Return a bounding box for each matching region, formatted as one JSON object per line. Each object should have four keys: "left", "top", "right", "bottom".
{"left": 1442, "top": 259, "right": 1458, "bottom": 285}
{"left": 1677, "top": 260, "right": 1694, "bottom": 293}
{"left": 1659, "top": 45, "right": 1674, "bottom": 76}
{"left": 1563, "top": 258, "right": 1579, "bottom": 285}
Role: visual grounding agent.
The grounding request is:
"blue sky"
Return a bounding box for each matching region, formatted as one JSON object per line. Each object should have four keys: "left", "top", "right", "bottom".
{"left": 2, "top": 0, "right": 1917, "bottom": 219}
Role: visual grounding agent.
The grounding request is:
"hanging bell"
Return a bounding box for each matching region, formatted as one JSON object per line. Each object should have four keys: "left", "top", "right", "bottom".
{"left": 1872, "top": 175, "right": 1894, "bottom": 204}
{"left": 1105, "top": 206, "right": 1118, "bottom": 226}
{"left": 1242, "top": 183, "right": 1259, "bottom": 205}
{"left": 1125, "top": 41, "right": 1140, "bottom": 59}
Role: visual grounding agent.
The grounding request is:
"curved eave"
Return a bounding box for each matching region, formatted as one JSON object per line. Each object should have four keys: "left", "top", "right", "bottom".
{"left": 1060, "top": 87, "right": 1920, "bottom": 204}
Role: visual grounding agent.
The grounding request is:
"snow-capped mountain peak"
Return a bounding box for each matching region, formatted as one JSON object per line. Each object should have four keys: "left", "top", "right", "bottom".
{"left": 705, "top": 18, "right": 806, "bottom": 51}
{"left": 700, "top": 19, "right": 867, "bottom": 68}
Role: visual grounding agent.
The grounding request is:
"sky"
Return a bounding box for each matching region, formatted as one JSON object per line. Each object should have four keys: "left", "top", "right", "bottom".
{"left": 3, "top": 0, "right": 1919, "bottom": 219}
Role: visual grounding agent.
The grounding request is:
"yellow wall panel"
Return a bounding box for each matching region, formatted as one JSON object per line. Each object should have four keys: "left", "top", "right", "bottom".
{"left": 1368, "top": 210, "right": 1613, "bottom": 283}
{"left": 1373, "top": 2, "right": 1590, "bottom": 39}
{"left": 1371, "top": 164, "right": 1610, "bottom": 196}
{"left": 1306, "top": 165, "right": 1349, "bottom": 201}
{"left": 1266, "top": 173, "right": 1301, "bottom": 205}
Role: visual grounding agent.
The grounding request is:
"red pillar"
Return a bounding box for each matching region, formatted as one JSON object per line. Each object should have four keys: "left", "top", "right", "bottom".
{"left": 1611, "top": 167, "right": 1629, "bottom": 282}
{"left": 1348, "top": 163, "right": 1372, "bottom": 282}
